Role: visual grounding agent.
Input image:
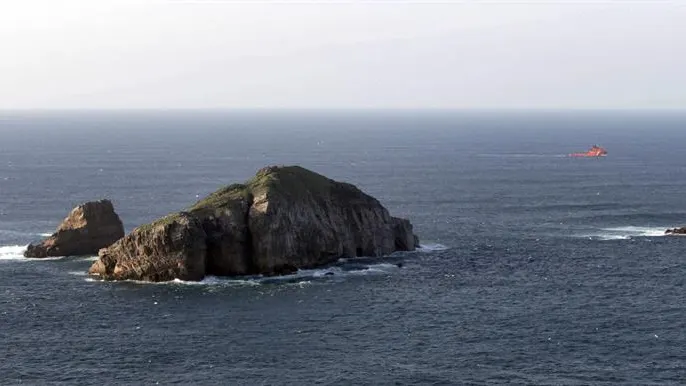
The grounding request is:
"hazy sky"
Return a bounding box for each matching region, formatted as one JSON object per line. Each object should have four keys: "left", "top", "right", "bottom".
{"left": 1, "top": 1, "right": 685, "bottom": 109}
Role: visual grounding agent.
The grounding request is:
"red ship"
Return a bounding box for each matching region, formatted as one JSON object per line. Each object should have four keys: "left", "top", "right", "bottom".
{"left": 570, "top": 145, "right": 607, "bottom": 157}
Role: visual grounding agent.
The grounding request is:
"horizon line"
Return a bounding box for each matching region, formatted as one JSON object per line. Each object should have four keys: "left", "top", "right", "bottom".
{"left": 2, "top": 107, "right": 686, "bottom": 113}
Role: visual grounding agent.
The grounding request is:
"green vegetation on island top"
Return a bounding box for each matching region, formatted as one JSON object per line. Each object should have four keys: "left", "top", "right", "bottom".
{"left": 135, "top": 166, "right": 341, "bottom": 231}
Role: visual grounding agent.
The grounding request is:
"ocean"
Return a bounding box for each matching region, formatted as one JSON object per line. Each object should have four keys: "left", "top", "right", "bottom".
{"left": 0, "top": 110, "right": 684, "bottom": 385}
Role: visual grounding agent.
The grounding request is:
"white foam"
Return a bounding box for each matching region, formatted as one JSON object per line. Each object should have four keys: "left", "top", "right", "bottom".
{"left": 172, "top": 276, "right": 261, "bottom": 286}
{"left": 417, "top": 243, "right": 449, "bottom": 252}
{"left": 36, "top": 256, "right": 66, "bottom": 261}
{"left": 0, "top": 229, "right": 53, "bottom": 238}
{"left": 0, "top": 245, "right": 28, "bottom": 260}
{"left": 0, "top": 245, "right": 68, "bottom": 261}
{"left": 604, "top": 226, "right": 666, "bottom": 237}
{"left": 85, "top": 262, "right": 401, "bottom": 286}
{"left": 307, "top": 262, "right": 400, "bottom": 277}
{"left": 584, "top": 226, "right": 667, "bottom": 241}
{"left": 594, "top": 235, "right": 631, "bottom": 241}
{"left": 311, "top": 267, "right": 345, "bottom": 278}
{"left": 87, "top": 275, "right": 263, "bottom": 286}
{"left": 284, "top": 280, "right": 313, "bottom": 288}
{"left": 366, "top": 262, "right": 399, "bottom": 270}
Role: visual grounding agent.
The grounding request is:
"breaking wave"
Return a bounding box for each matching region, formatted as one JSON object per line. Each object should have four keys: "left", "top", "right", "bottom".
{"left": 0, "top": 229, "right": 53, "bottom": 238}
{"left": 86, "top": 261, "right": 404, "bottom": 286}
{"left": 0, "top": 245, "right": 97, "bottom": 262}
{"left": 417, "top": 243, "right": 449, "bottom": 252}
{"left": 81, "top": 242, "right": 451, "bottom": 285}
{"left": 0, "top": 245, "right": 64, "bottom": 261}
{"left": 582, "top": 226, "right": 667, "bottom": 241}
{"left": 0, "top": 245, "right": 28, "bottom": 260}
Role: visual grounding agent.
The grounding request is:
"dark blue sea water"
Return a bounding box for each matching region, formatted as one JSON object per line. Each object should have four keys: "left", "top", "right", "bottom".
{"left": 1, "top": 110, "right": 685, "bottom": 385}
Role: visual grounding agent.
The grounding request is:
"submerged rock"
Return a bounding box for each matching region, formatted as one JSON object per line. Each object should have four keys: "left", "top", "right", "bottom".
{"left": 24, "top": 199, "right": 125, "bottom": 258}
{"left": 89, "top": 165, "right": 419, "bottom": 281}
{"left": 665, "top": 227, "right": 686, "bottom": 235}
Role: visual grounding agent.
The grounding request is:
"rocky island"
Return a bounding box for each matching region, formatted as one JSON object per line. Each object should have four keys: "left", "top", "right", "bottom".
{"left": 665, "top": 227, "right": 686, "bottom": 235}
{"left": 25, "top": 199, "right": 125, "bottom": 258}
{"left": 89, "top": 165, "right": 419, "bottom": 282}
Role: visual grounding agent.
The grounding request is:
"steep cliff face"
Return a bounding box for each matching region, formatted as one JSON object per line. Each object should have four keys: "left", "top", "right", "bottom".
{"left": 90, "top": 213, "right": 207, "bottom": 281}
{"left": 189, "top": 186, "right": 253, "bottom": 276}
{"left": 89, "top": 166, "right": 419, "bottom": 281}
{"left": 24, "top": 199, "right": 125, "bottom": 258}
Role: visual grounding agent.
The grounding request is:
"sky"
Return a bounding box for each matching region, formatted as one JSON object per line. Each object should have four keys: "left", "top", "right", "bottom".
{"left": 1, "top": 0, "right": 685, "bottom": 110}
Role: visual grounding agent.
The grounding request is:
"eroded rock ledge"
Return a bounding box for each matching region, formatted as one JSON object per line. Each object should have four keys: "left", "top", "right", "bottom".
{"left": 89, "top": 166, "right": 419, "bottom": 282}
{"left": 665, "top": 227, "right": 686, "bottom": 235}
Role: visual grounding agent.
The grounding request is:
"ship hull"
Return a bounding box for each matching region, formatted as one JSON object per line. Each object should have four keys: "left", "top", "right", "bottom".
{"left": 569, "top": 153, "right": 607, "bottom": 157}
{"left": 569, "top": 145, "right": 607, "bottom": 157}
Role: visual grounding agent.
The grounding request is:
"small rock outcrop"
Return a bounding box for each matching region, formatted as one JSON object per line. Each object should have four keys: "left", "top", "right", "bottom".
{"left": 89, "top": 166, "right": 419, "bottom": 282}
{"left": 665, "top": 227, "right": 686, "bottom": 235}
{"left": 24, "top": 199, "right": 125, "bottom": 258}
